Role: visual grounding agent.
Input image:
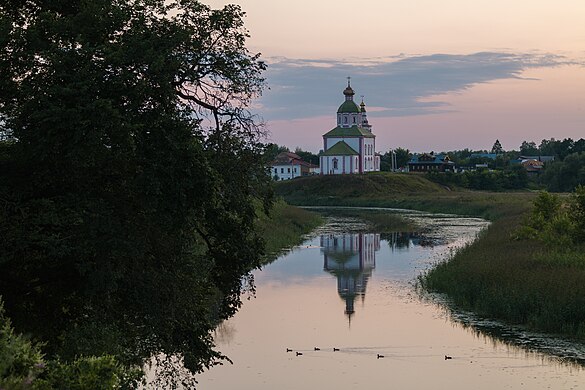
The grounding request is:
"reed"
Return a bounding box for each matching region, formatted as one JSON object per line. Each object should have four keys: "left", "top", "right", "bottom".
{"left": 256, "top": 199, "right": 323, "bottom": 262}
{"left": 420, "top": 213, "right": 585, "bottom": 339}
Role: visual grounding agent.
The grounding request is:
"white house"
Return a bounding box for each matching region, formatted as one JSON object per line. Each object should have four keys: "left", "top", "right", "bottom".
{"left": 270, "top": 151, "right": 317, "bottom": 180}
{"left": 320, "top": 80, "right": 381, "bottom": 175}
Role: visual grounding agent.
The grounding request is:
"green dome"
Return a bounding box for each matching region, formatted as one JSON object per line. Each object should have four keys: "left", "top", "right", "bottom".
{"left": 337, "top": 100, "right": 360, "bottom": 113}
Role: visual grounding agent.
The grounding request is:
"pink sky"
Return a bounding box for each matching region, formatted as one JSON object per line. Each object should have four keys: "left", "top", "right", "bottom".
{"left": 206, "top": 0, "right": 585, "bottom": 153}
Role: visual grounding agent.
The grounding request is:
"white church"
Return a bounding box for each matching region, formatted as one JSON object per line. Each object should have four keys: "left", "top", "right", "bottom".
{"left": 320, "top": 79, "right": 380, "bottom": 175}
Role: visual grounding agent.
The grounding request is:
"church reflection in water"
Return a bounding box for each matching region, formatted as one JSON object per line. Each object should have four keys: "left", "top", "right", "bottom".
{"left": 321, "top": 233, "right": 380, "bottom": 324}
{"left": 322, "top": 231, "right": 427, "bottom": 324}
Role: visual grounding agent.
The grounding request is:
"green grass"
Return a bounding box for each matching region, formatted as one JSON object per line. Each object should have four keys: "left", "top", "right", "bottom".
{"left": 420, "top": 215, "right": 585, "bottom": 339}
{"left": 256, "top": 199, "right": 323, "bottom": 262}
{"left": 276, "top": 172, "right": 536, "bottom": 220}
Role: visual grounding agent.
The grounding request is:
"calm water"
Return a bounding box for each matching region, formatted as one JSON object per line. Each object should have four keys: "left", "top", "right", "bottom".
{"left": 198, "top": 210, "right": 585, "bottom": 390}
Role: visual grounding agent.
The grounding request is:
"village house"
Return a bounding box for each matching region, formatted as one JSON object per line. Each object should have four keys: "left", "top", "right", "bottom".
{"left": 320, "top": 79, "right": 380, "bottom": 175}
{"left": 511, "top": 155, "right": 555, "bottom": 176}
{"left": 270, "top": 151, "right": 317, "bottom": 181}
{"left": 407, "top": 152, "right": 455, "bottom": 173}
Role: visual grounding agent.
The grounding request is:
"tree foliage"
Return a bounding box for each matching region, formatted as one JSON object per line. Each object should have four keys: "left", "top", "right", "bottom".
{"left": 0, "top": 0, "right": 271, "bottom": 385}
{"left": 516, "top": 187, "right": 585, "bottom": 249}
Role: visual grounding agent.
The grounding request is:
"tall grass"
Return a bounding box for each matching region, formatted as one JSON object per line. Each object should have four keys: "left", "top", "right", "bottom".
{"left": 420, "top": 213, "right": 585, "bottom": 339}
{"left": 256, "top": 199, "right": 323, "bottom": 263}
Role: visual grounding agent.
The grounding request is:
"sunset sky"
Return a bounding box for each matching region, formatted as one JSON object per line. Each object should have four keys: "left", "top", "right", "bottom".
{"left": 207, "top": 0, "right": 585, "bottom": 153}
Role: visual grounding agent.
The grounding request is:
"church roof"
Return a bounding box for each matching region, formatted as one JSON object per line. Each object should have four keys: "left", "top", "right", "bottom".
{"left": 322, "top": 141, "right": 360, "bottom": 156}
{"left": 337, "top": 100, "right": 361, "bottom": 113}
{"left": 323, "top": 125, "right": 375, "bottom": 138}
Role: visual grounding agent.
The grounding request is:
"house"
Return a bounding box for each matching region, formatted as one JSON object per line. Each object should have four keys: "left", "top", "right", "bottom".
{"left": 510, "top": 155, "right": 554, "bottom": 175}
{"left": 469, "top": 153, "right": 497, "bottom": 160}
{"left": 270, "top": 151, "right": 317, "bottom": 180}
{"left": 320, "top": 79, "right": 380, "bottom": 175}
{"left": 408, "top": 152, "right": 455, "bottom": 173}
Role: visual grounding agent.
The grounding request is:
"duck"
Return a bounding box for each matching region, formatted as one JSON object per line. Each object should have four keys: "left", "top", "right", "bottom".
{"left": 314, "top": 347, "right": 320, "bottom": 351}
{"left": 286, "top": 348, "right": 293, "bottom": 352}
{"left": 333, "top": 348, "right": 340, "bottom": 352}
{"left": 296, "top": 352, "right": 303, "bottom": 356}
{"left": 445, "top": 355, "right": 452, "bottom": 360}
{"left": 377, "top": 354, "right": 384, "bottom": 359}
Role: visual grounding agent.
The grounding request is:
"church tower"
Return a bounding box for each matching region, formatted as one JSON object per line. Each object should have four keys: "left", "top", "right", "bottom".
{"left": 320, "top": 79, "right": 381, "bottom": 175}
{"left": 336, "top": 78, "right": 362, "bottom": 128}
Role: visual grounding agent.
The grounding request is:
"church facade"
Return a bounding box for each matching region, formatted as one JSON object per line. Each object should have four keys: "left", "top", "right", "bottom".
{"left": 320, "top": 80, "right": 380, "bottom": 175}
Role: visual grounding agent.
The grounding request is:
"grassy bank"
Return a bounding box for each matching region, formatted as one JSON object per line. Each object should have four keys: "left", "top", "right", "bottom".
{"left": 420, "top": 213, "right": 585, "bottom": 339}
{"left": 275, "top": 173, "right": 585, "bottom": 340}
{"left": 275, "top": 172, "right": 535, "bottom": 220}
{"left": 256, "top": 199, "right": 323, "bottom": 261}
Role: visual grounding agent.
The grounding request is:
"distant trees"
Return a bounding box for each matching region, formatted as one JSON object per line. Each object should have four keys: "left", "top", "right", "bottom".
{"left": 294, "top": 147, "right": 319, "bottom": 165}
{"left": 262, "top": 144, "right": 319, "bottom": 166}
{"left": 427, "top": 166, "right": 528, "bottom": 191}
{"left": 520, "top": 141, "right": 539, "bottom": 155}
{"left": 380, "top": 147, "right": 411, "bottom": 171}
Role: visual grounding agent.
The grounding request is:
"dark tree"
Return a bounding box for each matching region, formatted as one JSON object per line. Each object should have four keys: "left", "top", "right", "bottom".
{"left": 520, "top": 141, "right": 538, "bottom": 156}
{"left": 0, "top": 0, "right": 271, "bottom": 386}
{"left": 264, "top": 143, "right": 290, "bottom": 162}
{"left": 294, "top": 147, "right": 319, "bottom": 165}
{"left": 380, "top": 147, "right": 411, "bottom": 171}
{"left": 491, "top": 139, "right": 503, "bottom": 154}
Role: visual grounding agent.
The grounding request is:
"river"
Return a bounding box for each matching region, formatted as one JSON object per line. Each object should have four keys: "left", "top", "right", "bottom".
{"left": 197, "top": 209, "right": 585, "bottom": 389}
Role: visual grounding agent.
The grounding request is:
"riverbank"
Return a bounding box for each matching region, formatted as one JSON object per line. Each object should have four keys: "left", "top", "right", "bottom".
{"left": 256, "top": 199, "right": 324, "bottom": 261}
{"left": 275, "top": 173, "right": 585, "bottom": 341}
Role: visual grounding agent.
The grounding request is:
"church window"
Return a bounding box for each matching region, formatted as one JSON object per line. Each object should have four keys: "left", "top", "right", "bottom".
{"left": 287, "top": 168, "right": 290, "bottom": 173}
{"left": 333, "top": 158, "right": 338, "bottom": 170}
{"left": 280, "top": 168, "right": 284, "bottom": 173}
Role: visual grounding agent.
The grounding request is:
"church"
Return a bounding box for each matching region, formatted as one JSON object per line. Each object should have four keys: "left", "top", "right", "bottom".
{"left": 320, "top": 80, "right": 380, "bottom": 175}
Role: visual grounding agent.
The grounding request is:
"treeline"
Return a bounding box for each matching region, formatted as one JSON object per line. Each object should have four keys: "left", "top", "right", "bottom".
{"left": 382, "top": 138, "right": 585, "bottom": 192}
{"left": 269, "top": 138, "right": 585, "bottom": 192}
{"left": 426, "top": 167, "right": 528, "bottom": 191}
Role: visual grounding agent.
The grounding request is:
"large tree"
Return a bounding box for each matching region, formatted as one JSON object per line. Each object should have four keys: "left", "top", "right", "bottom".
{"left": 0, "top": 0, "right": 270, "bottom": 386}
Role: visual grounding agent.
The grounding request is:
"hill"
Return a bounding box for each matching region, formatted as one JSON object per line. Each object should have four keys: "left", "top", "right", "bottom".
{"left": 275, "top": 172, "right": 535, "bottom": 220}
{"left": 275, "top": 172, "right": 447, "bottom": 201}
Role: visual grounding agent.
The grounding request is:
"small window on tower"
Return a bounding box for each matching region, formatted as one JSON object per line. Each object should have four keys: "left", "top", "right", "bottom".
{"left": 352, "top": 116, "right": 356, "bottom": 123}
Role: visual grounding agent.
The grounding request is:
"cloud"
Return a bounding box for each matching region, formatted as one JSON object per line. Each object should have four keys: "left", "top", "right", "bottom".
{"left": 258, "top": 52, "right": 578, "bottom": 120}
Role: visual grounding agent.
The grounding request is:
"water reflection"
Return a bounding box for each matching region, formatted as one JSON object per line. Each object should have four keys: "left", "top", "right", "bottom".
{"left": 321, "top": 231, "right": 434, "bottom": 322}
{"left": 383, "top": 231, "right": 435, "bottom": 250}
{"left": 199, "top": 211, "right": 585, "bottom": 390}
{"left": 321, "top": 233, "right": 379, "bottom": 322}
